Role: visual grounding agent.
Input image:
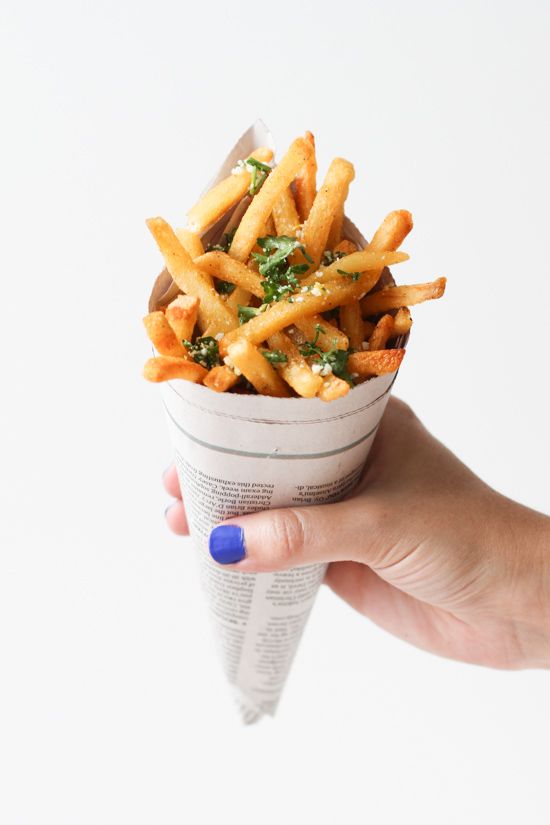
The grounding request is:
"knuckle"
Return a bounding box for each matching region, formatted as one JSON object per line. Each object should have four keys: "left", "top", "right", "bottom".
{"left": 269, "top": 508, "right": 307, "bottom": 568}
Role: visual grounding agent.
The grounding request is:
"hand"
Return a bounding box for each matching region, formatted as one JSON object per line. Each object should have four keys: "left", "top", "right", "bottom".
{"left": 163, "top": 398, "right": 550, "bottom": 670}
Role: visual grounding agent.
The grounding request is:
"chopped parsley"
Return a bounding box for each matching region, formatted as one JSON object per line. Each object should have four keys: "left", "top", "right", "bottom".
{"left": 182, "top": 336, "right": 220, "bottom": 369}
{"left": 206, "top": 228, "right": 236, "bottom": 253}
{"left": 262, "top": 349, "right": 288, "bottom": 365}
{"left": 247, "top": 157, "right": 272, "bottom": 196}
{"left": 337, "top": 268, "right": 361, "bottom": 281}
{"left": 252, "top": 235, "right": 313, "bottom": 304}
{"left": 238, "top": 305, "right": 262, "bottom": 324}
{"left": 299, "top": 323, "right": 355, "bottom": 385}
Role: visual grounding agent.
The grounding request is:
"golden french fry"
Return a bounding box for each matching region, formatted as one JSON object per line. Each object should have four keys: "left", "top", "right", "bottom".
{"left": 347, "top": 348, "right": 405, "bottom": 378}
{"left": 146, "top": 217, "right": 238, "bottom": 335}
{"left": 361, "top": 278, "right": 446, "bottom": 316}
{"left": 143, "top": 311, "right": 187, "bottom": 357}
{"left": 165, "top": 295, "right": 200, "bottom": 343}
{"left": 219, "top": 275, "right": 376, "bottom": 357}
{"left": 302, "top": 158, "right": 355, "bottom": 269}
{"left": 194, "top": 251, "right": 264, "bottom": 297}
{"left": 229, "top": 137, "right": 314, "bottom": 262}
{"left": 272, "top": 187, "right": 300, "bottom": 236}
{"left": 339, "top": 302, "right": 364, "bottom": 350}
{"left": 317, "top": 375, "right": 350, "bottom": 402}
{"left": 326, "top": 203, "right": 344, "bottom": 249}
{"left": 368, "top": 314, "right": 395, "bottom": 350}
{"left": 362, "top": 319, "right": 376, "bottom": 339}
{"left": 294, "top": 316, "right": 349, "bottom": 351}
{"left": 175, "top": 228, "right": 205, "bottom": 260}
{"left": 186, "top": 146, "right": 273, "bottom": 232}
{"left": 143, "top": 356, "right": 207, "bottom": 383}
{"left": 203, "top": 365, "right": 239, "bottom": 393}
{"left": 369, "top": 210, "right": 413, "bottom": 252}
{"left": 264, "top": 213, "right": 276, "bottom": 235}
{"left": 226, "top": 286, "right": 252, "bottom": 311}
{"left": 392, "top": 306, "right": 413, "bottom": 337}
{"left": 266, "top": 331, "right": 323, "bottom": 398}
{"left": 334, "top": 239, "right": 357, "bottom": 256}
{"left": 226, "top": 339, "right": 290, "bottom": 397}
{"left": 321, "top": 249, "right": 409, "bottom": 281}
{"left": 294, "top": 131, "right": 317, "bottom": 222}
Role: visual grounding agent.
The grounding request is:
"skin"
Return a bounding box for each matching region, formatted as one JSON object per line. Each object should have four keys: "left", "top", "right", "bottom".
{"left": 164, "top": 397, "right": 550, "bottom": 670}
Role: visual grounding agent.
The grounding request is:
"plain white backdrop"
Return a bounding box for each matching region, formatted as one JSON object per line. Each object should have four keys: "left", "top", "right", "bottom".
{"left": 1, "top": 1, "right": 549, "bottom": 823}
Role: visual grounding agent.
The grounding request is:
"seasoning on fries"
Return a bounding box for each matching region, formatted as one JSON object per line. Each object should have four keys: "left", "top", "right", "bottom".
{"left": 143, "top": 133, "right": 446, "bottom": 401}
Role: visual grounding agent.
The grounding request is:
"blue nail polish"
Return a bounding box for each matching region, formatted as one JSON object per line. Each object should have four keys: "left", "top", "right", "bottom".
{"left": 209, "top": 525, "right": 246, "bottom": 565}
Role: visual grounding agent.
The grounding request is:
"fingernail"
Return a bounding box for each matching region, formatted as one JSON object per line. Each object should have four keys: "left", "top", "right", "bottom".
{"left": 209, "top": 525, "right": 246, "bottom": 565}
{"left": 164, "top": 501, "right": 177, "bottom": 518}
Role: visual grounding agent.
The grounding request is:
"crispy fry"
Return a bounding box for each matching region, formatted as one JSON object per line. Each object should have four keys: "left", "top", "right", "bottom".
{"left": 264, "top": 213, "right": 276, "bottom": 236}
{"left": 361, "top": 278, "right": 446, "bottom": 316}
{"left": 369, "top": 210, "right": 413, "bottom": 252}
{"left": 226, "top": 286, "right": 252, "bottom": 311}
{"left": 317, "top": 375, "right": 350, "bottom": 402}
{"left": 146, "top": 218, "right": 238, "bottom": 335}
{"left": 294, "top": 316, "right": 349, "bottom": 351}
{"left": 219, "top": 275, "right": 376, "bottom": 357}
{"left": 174, "top": 228, "right": 205, "bottom": 260}
{"left": 229, "top": 137, "right": 314, "bottom": 263}
{"left": 203, "top": 365, "right": 239, "bottom": 393}
{"left": 326, "top": 203, "right": 344, "bottom": 249}
{"left": 226, "top": 339, "right": 290, "bottom": 397}
{"left": 143, "top": 356, "right": 207, "bottom": 383}
{"left": 186, "top": 146, "right": 273, "bottom": 232}
{"left": 347, "top": 348, "right": 405, "bottom": 378}
{"left": 302, "top": 158, "right": 355, "bottom": 269}
{"left": 392, "top": 306, "right": 413, "bottom": 337}
{"left": 334, "top": 239, "right": 357, "bottom": 256}
{"left": 266, "top": 331, "right": 323, "bottom": 398}
{"left": 294, "top": 131, "right": 317, "bottom": 222}
{"left": 339, "top": 302, "right": 364, "bottom": 350}
{"left": 368, "top": 314, "right": 395, "bottom": 350}
{"left": 321, "top": 249, "right": 409, "bottom": 281}
{"left": 272, "top": 187, "right": 300, "bottom": 236}
{"left": 194, "top": 251, "right": 264, "bottom": 297}
{"left": 143, "top": 311, "right": 187, "bottom": 357}
{"left": 165, "top": 295, "right": 200, "bottom": 343}
{"left": 362, "top": 319, "right": 376, "bottom": 339}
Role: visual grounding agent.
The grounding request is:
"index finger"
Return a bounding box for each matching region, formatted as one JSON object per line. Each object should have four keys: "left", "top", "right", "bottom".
{"left": 163, "top": 464, "right": 182, "bottom": 499}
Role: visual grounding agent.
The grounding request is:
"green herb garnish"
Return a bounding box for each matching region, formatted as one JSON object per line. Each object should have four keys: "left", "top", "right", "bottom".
{"left": 215, "top": 279, "right": 236, "bottom": 295}
{"left": 322, "top": 249, "right": 346, "bottom": 266}
{"left": 247, "top": 157, "right": 272, "bottom": 196}
{"left": 252, "top": 235, "right": 312, "bottom": 304}
{"left": 337, "top": 268, "right": 361, "bottom": 281}
{"left": 182, "top": 336, "right": 220, "bottom": 369}
{"left": 262, "top": 349, "right": 288, "bottom": 365}
{"left": 238, "top": 305, "right": 261, "bottom": 324}
{"left": 299, "top": 324, "right": 355, "bottom": 386}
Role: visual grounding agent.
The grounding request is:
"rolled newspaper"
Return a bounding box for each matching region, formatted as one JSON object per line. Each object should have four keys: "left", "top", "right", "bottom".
{"left": 150, "top": 122, "right": 406, "bottom": 722}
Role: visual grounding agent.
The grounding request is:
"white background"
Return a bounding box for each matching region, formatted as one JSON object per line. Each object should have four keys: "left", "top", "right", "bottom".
{"left": 1, "top": 1, "right": 549, "bottom": 823}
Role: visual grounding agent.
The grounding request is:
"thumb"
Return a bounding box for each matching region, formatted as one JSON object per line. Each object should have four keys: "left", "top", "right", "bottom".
{"left": 207, "top": 497, "right": 387, "bottom": 572}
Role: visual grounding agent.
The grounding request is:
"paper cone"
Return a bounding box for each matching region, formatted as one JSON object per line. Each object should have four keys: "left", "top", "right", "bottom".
{"left": 150, "top": 122, "right": 406, "bottom": 721}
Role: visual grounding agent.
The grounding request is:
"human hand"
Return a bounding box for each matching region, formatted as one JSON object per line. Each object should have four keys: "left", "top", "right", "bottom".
{"left": 163, "top": 397, "right": 550, "bottom": 670}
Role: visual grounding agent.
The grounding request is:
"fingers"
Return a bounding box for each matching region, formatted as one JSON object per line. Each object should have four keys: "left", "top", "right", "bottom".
{"left": 207, "top": 497, "right": 391, "bottom": 572}
{"left": 165, "top": 499, "right": 189, "bottom": 536}
{"left": 163, "top": 464, "right": 182, "bottom": 499}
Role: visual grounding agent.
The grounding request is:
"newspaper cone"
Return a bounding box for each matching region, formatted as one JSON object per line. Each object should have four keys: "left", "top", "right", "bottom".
{"left": 151, "top": 122, "right": 406, "bottom": 722}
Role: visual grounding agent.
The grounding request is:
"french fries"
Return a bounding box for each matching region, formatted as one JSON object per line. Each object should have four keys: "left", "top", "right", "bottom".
{"left": 368, "top": 314, "right": 395, "bottom": 351}
{"left": 143, "top": 356, "right": 208, "bottom": 383}
{"left": 146, "top": 218, "right": 238, "bottom": 335}
{"left": 165, "top": 295, "right": 199, "bottom": 343}
{"left": 361, "top": 277, "right": 446, "bottom": 316}
{"left": 143, "top": 311, "right": 187, "bottom": 358}
{"left": 302, "top": 158, "right": 355, "bottom": 269}
{"left": 186, "top": 146, "right": 273, "bottom": 232}
{"left": 347, "top": 348, "right": 405, "bottom": 378}
{"left": 226, "top": 339, "right": 290, "bottom": 398}
{"left": 143, "top": 134, "right": 445, "bottom": 399}
{"left": 266, "top": 332, "right": 323, "bottom": 398}
{"left": 229, "top": 137, "right": 314, "bottom": 263}
{"left": 294, "top": 130, "right": 317, "bottom": 222}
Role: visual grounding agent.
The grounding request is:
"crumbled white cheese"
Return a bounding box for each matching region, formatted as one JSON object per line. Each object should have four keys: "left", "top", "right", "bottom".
{"left": 351, "top": 372, "right": 359, "bottom": 379}
{"left": 186, "top": 222, "right": 200, "bottom": 233}
{"left": 295, "top": 296, "right": 304, "bottom": 303}
{"left": 301, "top": 286, "right": 309, "bottom": 293}
{"left": 233, "top": 367, "right": 242, "bottom": 377}
{"left": 310, "top": 284, "right": 323, "bottom": 297}
{"left": 230, "top": 159, "right": 247, "bottom": 175}
{"left": 361, "top": 341, "right": 370, "bottom": 350}
{"left": 223, "top": 356, "right": 234, "bottom": 368}
{"left": 320, "top": 363, "right": 333, "bottom": 376}
{"left": 215, "top": 332, "right": 224, "bottom": 341}
{"left": 314, "top": 270, "right": 324, "bottom": 278}
{"left": 295, "top": 227, "right": 303, "bottom": 239}
{"left": 311, "top": 363, "right": 323, "bottom": 375}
